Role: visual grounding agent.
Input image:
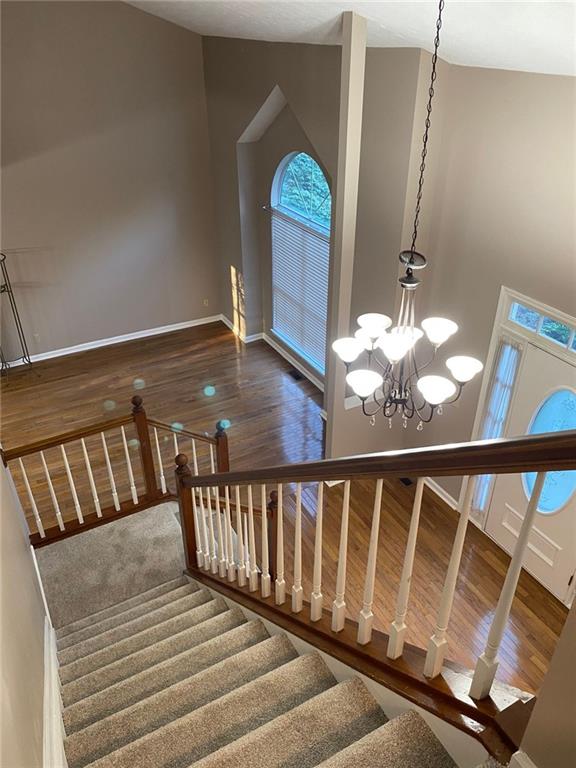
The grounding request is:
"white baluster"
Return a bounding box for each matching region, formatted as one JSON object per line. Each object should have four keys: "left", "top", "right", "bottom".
{"left": 331, "top": 480, "right": 351, "bottom": 632}
{"left": 209, "top": 443, "right": 216, "bottom": 474}
{"left": 260, "top": 484, "right": 271, "bottom": 598}
{"left": 225, "top": 486, "right": 236, "bottom": 581}
{"left": 60, "top": 444, "right": 84, "bottom": 524}
{"left": 173, "top": 431, "right": 179, "bottom": 460}
{"left": 101, "top": 432, "right": 120, "bottom": 511}
{"left": 424, "top": 476, "right": 474, "bottom": 676}
{"left": 191, "top": 439, "right": 199, "bottom": 475}
{"left": 191, "top": 484, "right": 203, "bottom": 568}
{"left": 243, "top": 512, "right": 250, "bottom": 574}
{"left": 247, "top": 485, "right": 258, "bottom": 592}
{"left": 121, "top": 426, "right": 138, "bottom": 504}
{"left": 235, "top": 485, "right": 246, "bottom": 587}
{"left": 387, "top": 477, "right": 425, "bottom": 657}
{"left": 18, "top": 458, "right": 45, "bottom": 538}
{"left": 215, "top": 489, "right": 226, "bottom": 577}
{"left": 81, "top": 438, "right": 102, "bottom": 517}
{"left": 40, "top": 451, "right": 65, "bottom": 531}
{"left": 292, "top": 482, "right": 303, "bottom": 613}
{"left": 153, "top": 428, "right": 167, "bottom": 494}
{"left": 358, "top": 478, "right": 384, "bottom": 644}
{"left": 469, "top": 471, "right": 546, "bottom": 700}
{"left": 310, "top": 481, "right": 324, "bottom": 621}
{"left": 205, "top": 487, "right": 218, "bottom": 574}
{"left": 275, "top": 483, "right": 286, "bottom": 604}
{"left": 197, "top": 483, "right": 210, "bottom": 570}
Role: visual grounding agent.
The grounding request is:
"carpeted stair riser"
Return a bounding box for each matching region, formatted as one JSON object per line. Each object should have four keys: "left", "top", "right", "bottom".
{"left": 63, "top": 618, "right": 264, "bottom": 732}
{"left": 59, "top": 589, "right": 210, "bottom": 664}
{"left": 83, "top": 652, "right": 336, "bottom": 768}
{"left": 56, "top": 578, "right": 187, "bottom": 639}
{"left": 62, "top": 602, "right": 236, "bottom": 705}
{"left": 58, "top": 583, "right": 198, "bottom": 651}
{"left": 315, "top": 710, "right": 457, "bottom": 768}
{"left": 192, "top": 677, "right": 387, "bottom": 768}
{"left": 59, "top": 594, "right": 221, "bottom": 683}
{"left": 65, "top": 634, "right": 299, "bottom": 768}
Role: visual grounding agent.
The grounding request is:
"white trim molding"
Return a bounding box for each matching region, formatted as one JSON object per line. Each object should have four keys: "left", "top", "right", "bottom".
{"left": 43, "top": 618, "right": 68, "bottom": 768}
{"left": 219, "top": 314, "right": 264, "bottom": 344}
{"left": 263, "top": 333, "right": 324, "bottom": 392}
{"left": 508, "top": 750, "right": 539, "bottom": 768}
{"left": 424, "top": 478, "right": 458, "bottom": 511}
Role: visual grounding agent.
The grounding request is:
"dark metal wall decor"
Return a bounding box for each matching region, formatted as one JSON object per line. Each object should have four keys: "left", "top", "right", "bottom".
{"left": 1, "top": 252, "right": 32, "bottom": 372}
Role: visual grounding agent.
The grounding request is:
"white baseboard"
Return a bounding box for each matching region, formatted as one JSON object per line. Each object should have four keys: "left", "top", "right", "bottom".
{"left": 43, "top": 618, "right": 68, "bottom": 768}
{"left": 219, "top": 314, "right": 263, "bottom": 343}
{"left": 262, "top": 333, "right": 324, "bottom": 392}
{"left": 11, "top": 315, "right": 224, "bottom": 365}
{"left": 424, "top": 478, "right": 459, "bottom": 511}
{"left": 509, "top": 751, "right": 539, "bottom": 768}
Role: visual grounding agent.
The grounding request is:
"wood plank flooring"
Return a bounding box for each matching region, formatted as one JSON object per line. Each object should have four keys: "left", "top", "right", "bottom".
{"left": 0, "top": 321, "right": 567, "bottom": 694}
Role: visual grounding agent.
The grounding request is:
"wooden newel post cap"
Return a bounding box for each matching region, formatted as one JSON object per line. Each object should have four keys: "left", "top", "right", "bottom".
{"left": 175, "top": 453, "right": 189, "bottom": 472}
{"left": 131, "top": 395, "right": 144, "bottom": 413}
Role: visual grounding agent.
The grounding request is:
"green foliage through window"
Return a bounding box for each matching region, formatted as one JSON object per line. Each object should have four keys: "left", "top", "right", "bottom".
{"left": 277, "top": 153, "right": 331, "bottom": 231}
{"left": 509, "top": 301, "right": 575, "bottom": 352}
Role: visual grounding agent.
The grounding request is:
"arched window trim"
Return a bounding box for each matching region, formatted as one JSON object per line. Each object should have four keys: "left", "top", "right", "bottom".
{"left": 271, "top": 151, "right": 331, "bottom": 235}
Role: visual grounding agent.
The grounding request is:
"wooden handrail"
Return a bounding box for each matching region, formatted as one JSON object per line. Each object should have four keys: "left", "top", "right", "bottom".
{"left": 147, "top": 418, "right": 217, "bottom": 445}
{"left": 180, "top": 430, "right": 576, "bottom": 488}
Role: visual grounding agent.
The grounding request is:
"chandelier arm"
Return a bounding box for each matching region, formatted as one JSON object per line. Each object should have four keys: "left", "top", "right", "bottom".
{"left": 444, "top": 382, "right": 464, "bottom": 405}
{"left": 360, "top": 397, "right": 385, "bottom": 419}
{"left": 405, "top": 348, "right": 437, "bottom": 386}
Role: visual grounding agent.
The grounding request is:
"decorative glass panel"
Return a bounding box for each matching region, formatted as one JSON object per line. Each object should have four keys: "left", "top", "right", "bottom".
{"left": 571, "top": 334, "right": 576, "bottom": 352}
{"left": 278, "top": 153, "right": 331, "bottom": 231}
{"left": 539, "top": 317, "right": 571, "bottom": 346}
{"left": 509, "top": 302, "right": 540, "bottom": 331}
{"left": 522, "top": 389, "right": 576, "bottom": 514}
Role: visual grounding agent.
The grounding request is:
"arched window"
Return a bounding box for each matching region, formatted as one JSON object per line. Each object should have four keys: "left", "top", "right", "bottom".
{"left": 270, "top": 152, "right": 331, "bottom": 374}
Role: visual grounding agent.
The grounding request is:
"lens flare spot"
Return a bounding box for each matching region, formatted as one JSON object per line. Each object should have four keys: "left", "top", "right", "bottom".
{"left": 103, "top": 399, "right": 116, "bottom": 412}
{"left": 203, "top": 385, "right": 216, "bottom": 397}
{"left": 219, "top": 419, "right": 232, "bottom": 430}
{"left": 171, "top": 422, "right": 184, "bottom": 433}
{"left": 133, "top": 378, "right": 146, "bottom": 390}
{"left": 128, "top": 438, "right": 140, "bottom": 450}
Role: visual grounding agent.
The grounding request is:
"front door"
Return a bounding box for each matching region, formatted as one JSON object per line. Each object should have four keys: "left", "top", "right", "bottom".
{"left": 485, "top": 344, "right": 576, "bottom": 604}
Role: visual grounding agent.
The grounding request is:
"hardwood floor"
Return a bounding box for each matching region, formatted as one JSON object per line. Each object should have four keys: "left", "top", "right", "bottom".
{"left": 1, "top": 321, "right": 567, "bottom": 694}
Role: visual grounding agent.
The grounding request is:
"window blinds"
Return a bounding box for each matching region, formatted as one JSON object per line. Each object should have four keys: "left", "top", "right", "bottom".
{"left": 271, "top": 210, "right": 329, "bottom": 374}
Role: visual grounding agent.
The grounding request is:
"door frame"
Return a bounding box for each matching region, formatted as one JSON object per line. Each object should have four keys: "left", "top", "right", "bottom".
{"left": 464, "top": 286, "right": 576, "bottom": 529}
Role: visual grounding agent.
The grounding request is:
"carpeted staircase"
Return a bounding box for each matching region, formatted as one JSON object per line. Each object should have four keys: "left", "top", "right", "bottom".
{"left": 57, "top": 576, "right": 463, "bottom": 768}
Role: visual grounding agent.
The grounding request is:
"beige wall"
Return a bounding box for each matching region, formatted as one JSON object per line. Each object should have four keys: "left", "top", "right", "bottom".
{"left": 1, "top": 1, "right": 219, "bottom": 358}
{"left": 1, "top": 464, "right": 46, "bottom": 767}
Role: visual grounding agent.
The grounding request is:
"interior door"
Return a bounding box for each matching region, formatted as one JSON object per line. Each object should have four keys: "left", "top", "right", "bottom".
{"left": 485, "top": 343, "right": 576, "bottom": 603}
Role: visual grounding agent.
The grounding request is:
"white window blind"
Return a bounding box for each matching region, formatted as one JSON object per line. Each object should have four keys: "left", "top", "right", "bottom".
{"left": 271, "top": 211, "right": 329, "bottom": 374}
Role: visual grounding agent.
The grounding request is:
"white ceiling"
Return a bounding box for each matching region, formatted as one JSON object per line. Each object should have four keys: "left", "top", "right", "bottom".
{"left": 129, "top": 1, "right": 576, "bottom": 76}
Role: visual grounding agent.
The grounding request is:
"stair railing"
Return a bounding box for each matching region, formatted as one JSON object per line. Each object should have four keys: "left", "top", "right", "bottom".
{"left": 174, "top": 430, "right": 575, "bottom": 757}
{"left": 2, "top": 396, "right": 229, "bottom": 546}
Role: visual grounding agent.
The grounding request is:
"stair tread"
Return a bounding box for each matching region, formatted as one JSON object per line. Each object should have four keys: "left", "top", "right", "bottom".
{"left": 59, "top": 588, "right": 209, "bottom": 664}
{"left": 315, "top": 710, "right": 457, "bottom": 768}
{"left": 62, "top": 602, "right": 238, "bottom": 705}
{"left": 58, "top": 583, "right": 199, "bottom": 651}
{"left": 64, "top": 634, "right": 298, "bottom": 768}
{"left": 191, "top": 677, "right": 387, "bottom": 768}
{"left": 56, "top": 578, "right": 187, "bottom": 639}
{"left": 60, "top": 592, "right": 218, "bottom": 683}
{"left": 83, "top": 652, "right": 336, "bottom": 768}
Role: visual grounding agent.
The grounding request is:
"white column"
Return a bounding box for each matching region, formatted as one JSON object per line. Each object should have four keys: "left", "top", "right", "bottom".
{"left": 81, "top": 438, "right": 102, "bottom": 517}
{"left": 153, "top": 428, "right": 167, "bottom": 494}
{"left": 214, "top": 488, "right": 226, "bottom": 578}
{"left": 423, "top": 476, "right": 474, "bottom": 676}
{"left": 260, "top": 484, "right": 271, "bottom": 598}
{"left": 357, "top": 479, "right": 384, "bottom": 644}
{"left": 292, "top": 483, "right": 303, "bottom": 613}
{"left": 18, "top": 458, "right": 45, "bottom": 538}
{"left": 100, "top": 432, "right": 120, "bottom": 511}
{"left": 331, "top": 480, "right": 351, "bottom": 632}
{"left": 235, "top": 485, "right": 246, "bottom": 586}
{"left": 470, "top": 472, "right": 546, "bottom": 700}
{"left": 275, "top": 483, "right": 286, "bottom": 604}
{"left": 225, "top": 486, "right": 236, "bottom": 581}
{"left": 310, "top": 482, "right": 324, "bottom": 621}
{"left": 120, "top": 426, "right": 138, "bottom": 505}
{"left": 387, "top": 477, "right": 425, "bottom": 658}
{"left": 205, "top": 487, "right": 218, "bottom": 574}
{"left": 40, "top": 451, "right": 65, "bottom": 531}
{"left": 60, "top": 444, "right": 84, "bottom": 524}
{"left": 247, "top": 485, "right": 258, "bottom": 592}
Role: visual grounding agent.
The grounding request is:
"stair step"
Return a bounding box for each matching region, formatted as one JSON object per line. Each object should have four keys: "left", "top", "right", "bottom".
{"left": 56, "top": 578, "right": 187, "bottom": 640}
{"left": 192, "top": 678, "right": 387, "bottom": 768}
{"left": 64, "top": 634, "right": 298, "bottom": 768}
{"left": 315, "top": 710, "right": 457, "bottom": 768}
{"left": 64, "top": 618, "right": 265, "bottom": 733}
{"left": 59, "top": 588, "right": 209, "bottom": 664}
{"left": 82, "top": 652, "right": 335, "bottom": 768}
{"left": 58, "top": 583, "right": 198, "bottom": 651}
{"left": 62, "top": 602, "right": 236, "bottom": 705}
{"left": 60, "top": 592, "right": 217, "bottom": 683}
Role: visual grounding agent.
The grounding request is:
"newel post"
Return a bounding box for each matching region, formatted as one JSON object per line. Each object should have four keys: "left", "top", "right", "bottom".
{"left": 131, "top": 395, "right": 158, "bottom": 500}
{"left": 267, "top": 490, "right": 277, "bottom": 582}
{"left": 214, "top": 421, "right": 230, "bottom": 473}
{"left": 175, "top": 454, "right": 197, "bottom": 571}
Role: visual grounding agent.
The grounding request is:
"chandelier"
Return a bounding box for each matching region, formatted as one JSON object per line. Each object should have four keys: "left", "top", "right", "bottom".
{"left": 332, "top": 0, "right": 483, "bottom": 429}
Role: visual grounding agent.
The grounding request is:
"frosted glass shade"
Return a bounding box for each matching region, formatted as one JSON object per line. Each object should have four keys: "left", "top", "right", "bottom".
{"left": 377, "top": 332, "right": 412, "bottom": 363}
{"left": 346, "top": 369, "right": 383, "bottom": 399}
{"left": 354, "top": 328, "right": 375, "bottom": 351}
{"left": 390, "top": 326, "right": 424, "bottom": 349}
{"left": 357, "top": 313, "right": 392, "bottom": 337}
{"left": 446, "top": 356, "right": 483, "bottom": 383}
{"left": 332, "top": 337, "right": 363, "bottom": 364}
{"left": 421, "top": 317, "right": 458, "bottom": 346}
{"left": 417, "top": 375, "right": 457, "bottom": 405}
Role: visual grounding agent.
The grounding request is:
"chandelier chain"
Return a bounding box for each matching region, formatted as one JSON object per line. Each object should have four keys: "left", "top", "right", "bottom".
{"left": 410, "top": 0, "right": 445, "bottom": 256}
